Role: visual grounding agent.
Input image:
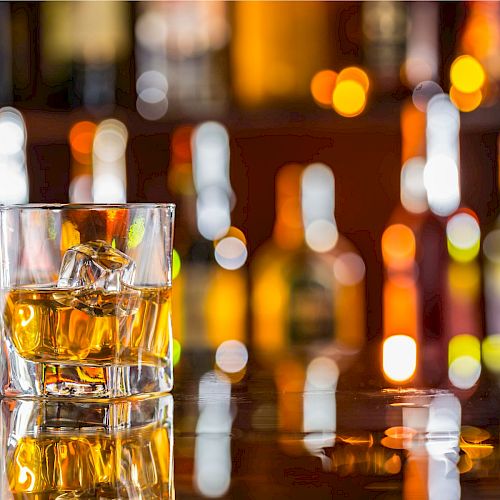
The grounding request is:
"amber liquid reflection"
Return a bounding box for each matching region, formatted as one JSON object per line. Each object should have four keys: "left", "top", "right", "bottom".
{"left": 5, "top": 286, "right": 171, "bottom": 366}
{"left": 4, "top": 397, "right": 173, "bottom": 499}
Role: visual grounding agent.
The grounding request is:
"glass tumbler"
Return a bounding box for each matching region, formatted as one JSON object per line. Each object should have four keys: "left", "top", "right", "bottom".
{"left": 0, "top": 203, "right": 175, "bottom": 398}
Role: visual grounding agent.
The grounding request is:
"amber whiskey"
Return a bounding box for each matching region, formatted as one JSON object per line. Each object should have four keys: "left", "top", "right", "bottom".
{"left": 4, "top": 286, "right": 172, "bottom": 366}
{"left": 7, "top": 420, "right": 172, "bottom": 498}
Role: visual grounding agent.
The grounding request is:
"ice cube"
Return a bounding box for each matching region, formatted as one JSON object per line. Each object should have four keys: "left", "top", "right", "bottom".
{"left": 58, "top": 240, "right": 135, "bottom": 290}
{"left": 57, "top": 240, "right": 139, "bottom": 317}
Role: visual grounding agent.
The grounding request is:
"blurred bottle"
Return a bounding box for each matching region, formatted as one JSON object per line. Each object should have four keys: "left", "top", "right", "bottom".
{"left": 232, "top": 2, "right": 329, "bottom": 107}
{"left": 41, "top": 2, "right": 131, "bottom": 111}
{"left": 362, "top": 1, "right": 407, "bottom": 91}
{"left": 380, "top": 100, "right": 428, "bottom": 387}
{"left": 481, "top": 135, "right": 500, "bottom": 377}
{"left": 252, "top": 162, "right": 365, "bottom": 366}
{"left": 169, "top": 123, "right": 247, "bottom": 355}
{"left": 68, "top": 120, "right": 96, "bottom": 203}
{"left": 135, "top": 2, "right": 229, "bottom": 121}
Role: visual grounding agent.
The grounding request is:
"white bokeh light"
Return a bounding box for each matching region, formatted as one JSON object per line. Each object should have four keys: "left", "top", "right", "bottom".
{"left": 93, "top": 119, "right": 128, "bottom": 163}
{"left": 446, "top": 213, "right": 480, "bottom": 251}
{"left": 305, "top": 219, "right": 339, "bottom": 253}
{"left": 214, "top": 236, "right": 248, "bottom": 270}
{"left": 423, "top": 155, "right": 460, "bottom": 217}
{"left": 215, "top": 340, "right": 249, "bottom": 373}
{"left": 383, "top": 335, "right": 417, "bottom": 382}
{"left": 333, "top": 252, "right": 366, "bottom": 286}
{"left": 92, "top": 173, "right": 126, "bottom": 203}
{"left": 401, "top": 157, "right": 428, "bottom": 214}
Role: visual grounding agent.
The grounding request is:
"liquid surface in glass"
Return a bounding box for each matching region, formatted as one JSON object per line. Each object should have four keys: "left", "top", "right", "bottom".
{"left": 4, "top": 286, "right": 172, "bottom": 366}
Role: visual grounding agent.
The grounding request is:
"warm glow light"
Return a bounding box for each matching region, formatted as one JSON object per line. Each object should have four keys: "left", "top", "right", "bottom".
{"left": 215, "top": 340, "right": 249, "bottom": 374}
{"left": 383, "top": 335, "right": 417, "bottom": 382}
{"left": 214, "top": 236, "right": 248, "bottom": 270}
{"left": 381, "top": 224, "right": 416, "bottom": 270}
{"left": 400, "top": 157, "right": 428, "bottom": 214}
{"left": 274, "top": 164, "right": 304, "bottom": 250}
{"left": 450, "top": 86, "right": 482, "bottom": 112}
{"left": 448, "top": 334, "right": 481, "bottom": 390}
{"left": 69, "top": 121, "right": 96, "bottom": 164}
{"left": 333, "top": 252, "right": 366, "bottom": 286}
{"left": 172, "top": 125, "right": 194, "bottom": 163}
{"left": 310, "top": 70, "right": 337, "bottom": 107}
{"left": 337, "top": 66, "right": 370, "bottom": 92}
{"left": 450, "top": 55, "right": 485, "bottom": 94}
{"left": 446, "top": 212, "right": 481, "bottom": 263}
{"left": 218, "top": 226, "right": 247, "bottom": 246}
{"left": 332, "top": 80, "right": 366, "bottom": 117}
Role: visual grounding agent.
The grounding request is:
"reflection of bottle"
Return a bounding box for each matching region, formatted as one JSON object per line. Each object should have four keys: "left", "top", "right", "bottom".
{"left": 252, "top": 163, "right": 365, "bottom": 361}
{"left": 1, "top": 396, "right": 174, "bottom": 498}
{"left": 381, "top": 101, "right": 428, "bottom": 386}
{"left": 169, "top": 125, "right": 247, "bottom": 353}
{"left": 482, "top": 136, "right": 500, "bottom": 375}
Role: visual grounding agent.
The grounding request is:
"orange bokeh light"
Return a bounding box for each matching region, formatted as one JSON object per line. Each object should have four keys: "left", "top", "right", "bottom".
{"left": 69, "top": 121, "right": 96, "bottom": 165}
{"left": 310, "top": 70, "right": 337, "bottom": 108}
{"left": 381, "top": 224, "right": 416, "bottom": 270}
{"left": 337, "top": 66, "right": 370, "bottom": 92}
{"left": 172, "top": 125, "right": 194, "bottom": 163}
{"left": 450, "top": 86, "right": 482, "bottom": 112}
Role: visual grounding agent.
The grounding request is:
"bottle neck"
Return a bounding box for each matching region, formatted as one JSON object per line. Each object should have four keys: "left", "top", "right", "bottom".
{"left": 272, "top": 164, "right": 304, "bottom": 250}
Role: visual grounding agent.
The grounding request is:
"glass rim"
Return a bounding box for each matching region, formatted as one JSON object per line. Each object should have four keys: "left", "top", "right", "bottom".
{"left": 0, "top": 203, "right": 175, "bottom": 211}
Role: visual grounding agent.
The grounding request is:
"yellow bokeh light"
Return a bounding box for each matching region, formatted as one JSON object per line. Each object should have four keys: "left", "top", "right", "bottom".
{"left": 448, "top": 334, "right": 481, "bottom": 390}
{"left": 310, "top": 70, "right": 337, "bottom": 108}
{"left": 332, "top": 80, "right": 366, "bottom": 117}
{"left": 450, "top": 55, "right": 485, "bottom": 94}
{"left": 482, "top": 334, "right": 500, "bottom": 374}
{"left": 450, "top": 86, "right": 482, "bottom": 112}
{"left": 383, "top": 335, "right": 417, "bottom": 383}
{"left": 446, "top": 212, "right": 481, "bottom": 263}
{"left": 336, "top": 66, "right": 370, "bottom": 92}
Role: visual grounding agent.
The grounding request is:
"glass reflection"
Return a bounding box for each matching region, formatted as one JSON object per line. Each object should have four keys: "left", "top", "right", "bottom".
{"left": 0, "top": 395, "right": 174, "bottom": 499}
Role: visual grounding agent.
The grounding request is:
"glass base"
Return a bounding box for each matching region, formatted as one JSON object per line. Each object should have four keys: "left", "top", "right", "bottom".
{"left": 1, "top": 338, "right": 173, "bottom": 398}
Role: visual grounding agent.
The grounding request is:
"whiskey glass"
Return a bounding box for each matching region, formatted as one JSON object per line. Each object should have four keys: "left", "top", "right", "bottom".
{"left": 0, "top": 395, "right": 174, "bottom": 498}
{"left": 0, "top": 203, "right": 175, "bottom": 398}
